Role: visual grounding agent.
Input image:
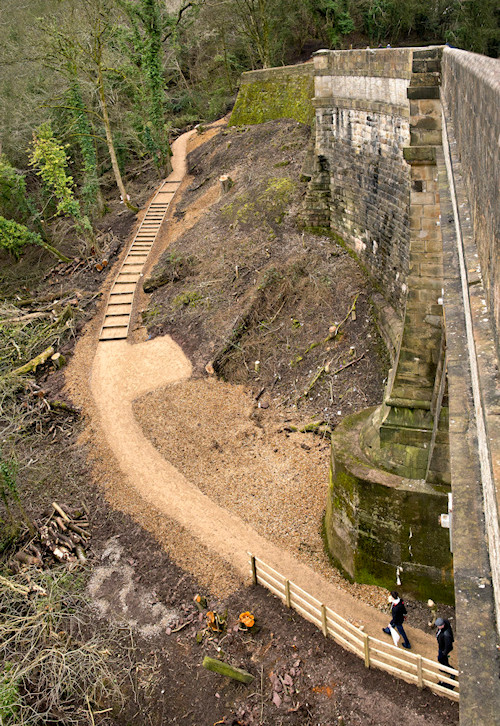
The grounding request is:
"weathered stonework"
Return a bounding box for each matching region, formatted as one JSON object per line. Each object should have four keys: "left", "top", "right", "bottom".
{"left": 229, "top": 63, "right": 314, "bottom": 127}
{"left": 325, "top": 408, "right": 453, "bottom": 602}
{"left": 307, "top": 48, "right": 412, "bottom": 310}
{"left": 441, "top": 49, "right": 500, "bottom": 358}
{"left": 229, "top": 44, "right": 500, "bottom": 721}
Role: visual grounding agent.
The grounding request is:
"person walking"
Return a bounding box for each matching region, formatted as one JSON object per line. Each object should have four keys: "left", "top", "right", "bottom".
{"left": 435, "top": 616, "right": 455, "bottom": 687}
{"left": 382, "top": 591, "right": 411, "bottom": 649}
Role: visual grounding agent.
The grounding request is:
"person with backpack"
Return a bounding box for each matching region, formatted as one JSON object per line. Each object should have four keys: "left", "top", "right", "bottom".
{"left": 382, "top": 591, "right": 411, "bottom": 649}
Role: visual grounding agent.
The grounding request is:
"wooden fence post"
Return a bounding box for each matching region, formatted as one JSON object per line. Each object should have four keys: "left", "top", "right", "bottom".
{"left": 285, "top": 579, "right": 291, "bottom": 608}
{"left": 250, "top": 555, "right": 257, "bottom": 585}
{"left": 321, "top": 604, "right": 328, "bottom": 637}
{"left": 363, "top": 633, "right": 370, "bottom": 668}
{"left": 417, "top": 655, "right": 423, "bottom": 688}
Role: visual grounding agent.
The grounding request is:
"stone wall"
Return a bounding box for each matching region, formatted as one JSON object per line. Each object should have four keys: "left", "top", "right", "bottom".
{"left": 325, "top": 408, "right": 454, "bottom": 602}
{"left": 310, "top": 48, "right": 413, "bottom": 309}
{"left": 441, "top": 49, "right": 500, "bottom": 356}
{"left": 229, "top": 63, "right": 314, "bottom": 127}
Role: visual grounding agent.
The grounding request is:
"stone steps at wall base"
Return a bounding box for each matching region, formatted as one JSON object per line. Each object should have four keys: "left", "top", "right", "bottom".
{"left": 409, "top": 72, "right": 441, "bottom": 87}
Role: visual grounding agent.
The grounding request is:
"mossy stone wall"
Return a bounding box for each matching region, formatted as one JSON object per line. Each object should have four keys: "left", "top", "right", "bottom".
{"left": 229, "top": 64, "right": 314, "bottom": 127}
{"left": 325, "top": 409, "right": 454, "bottom": 603}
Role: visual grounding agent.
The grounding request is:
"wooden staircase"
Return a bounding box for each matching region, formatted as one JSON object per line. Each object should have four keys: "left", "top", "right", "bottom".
{"left": 99, "top": 179, "right": 181, "bottom": 341}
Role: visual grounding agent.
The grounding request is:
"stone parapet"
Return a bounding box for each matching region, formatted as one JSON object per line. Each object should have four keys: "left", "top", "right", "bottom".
{"left": 441, "top": 48, "right": 500, "bottom": 359}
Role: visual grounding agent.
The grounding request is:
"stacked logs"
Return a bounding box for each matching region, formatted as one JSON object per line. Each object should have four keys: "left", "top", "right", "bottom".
{"left": 11, "top": 502, "right": 90, "bottom": 571}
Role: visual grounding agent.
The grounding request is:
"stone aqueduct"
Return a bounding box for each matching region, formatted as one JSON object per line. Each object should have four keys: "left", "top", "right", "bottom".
{"left": 230, "top": 46, "right": 500, "bottom": 722}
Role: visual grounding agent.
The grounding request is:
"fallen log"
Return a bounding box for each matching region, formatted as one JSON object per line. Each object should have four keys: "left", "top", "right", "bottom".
{"left": 11, "top": 346, "right": 55, "bottom": 376}
{"left": 202, "top": 656, "right": 254, "bottom": 684}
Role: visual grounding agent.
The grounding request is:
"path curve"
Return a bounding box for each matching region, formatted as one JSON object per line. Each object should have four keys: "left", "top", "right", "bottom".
{"left": 89, "top": 128, "right": 440, "bottom": 662}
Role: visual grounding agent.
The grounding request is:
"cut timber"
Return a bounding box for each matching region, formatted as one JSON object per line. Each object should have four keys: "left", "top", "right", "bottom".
{"left": 11, "top": 346, "right": 55, "bottom": 376}
{"left": 51, "top": 352, "right": 66, "bottom": 369}
{"left": 219, "top": 174, "right": 234, "bottom": 192}
{"left": 202, "top": 657, "right": 254, "bottom": 684}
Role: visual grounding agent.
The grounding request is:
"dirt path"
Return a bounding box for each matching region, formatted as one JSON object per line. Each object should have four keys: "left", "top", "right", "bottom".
{"left": 83, "top": 126, "right": 443, "bottom": 666}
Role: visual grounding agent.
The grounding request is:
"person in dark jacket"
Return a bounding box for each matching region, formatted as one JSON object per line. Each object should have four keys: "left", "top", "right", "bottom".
{"left": 382, "top": 591, "right": 411, "bottom": 649}
{"left": 435, "top": 616, "right": 455, "bottom": 688}
{"left": 435, "top": 617, "right": 454, "bottom": 667}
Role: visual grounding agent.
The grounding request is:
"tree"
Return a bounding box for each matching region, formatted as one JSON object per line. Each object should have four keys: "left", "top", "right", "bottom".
{"left": 29, "top": 123, "right": 94, "bottom": 247}
{"left": 67, "top": 81, "right": 105, "bottom": 217}
{"left": 117, "top": 0, "right": 174, "bottom": 175}
{"left": 40, "top": 0, "right": 139, "bottom": 212}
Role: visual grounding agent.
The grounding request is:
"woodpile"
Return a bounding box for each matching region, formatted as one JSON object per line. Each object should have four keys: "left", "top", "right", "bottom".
{"left": 10, "top": 501, "right": 90, "bottom": 571}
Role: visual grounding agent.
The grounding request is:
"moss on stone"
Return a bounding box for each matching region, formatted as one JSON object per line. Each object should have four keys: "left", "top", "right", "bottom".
{"left": 229, "top": 74, "right": 314, "bottom": 127}
{"left": 325, "top": 407, "right": 455, "bottom": 603}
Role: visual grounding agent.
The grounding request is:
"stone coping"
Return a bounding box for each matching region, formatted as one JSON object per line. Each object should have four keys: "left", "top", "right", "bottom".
{"left": 438, "top": 125, "right": 500, "bottom": 722}
{"left": 240, "top": 62, "right": 313, "bottom": 83}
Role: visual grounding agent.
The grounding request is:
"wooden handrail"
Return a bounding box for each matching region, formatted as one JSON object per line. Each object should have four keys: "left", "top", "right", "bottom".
{"left": 248, "top": 553, "right": 459, "bottom": 701}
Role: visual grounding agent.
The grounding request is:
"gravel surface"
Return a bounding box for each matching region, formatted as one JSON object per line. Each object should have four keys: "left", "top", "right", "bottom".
{"left": 134, "top": 377, "right": 390, "bottom": 612}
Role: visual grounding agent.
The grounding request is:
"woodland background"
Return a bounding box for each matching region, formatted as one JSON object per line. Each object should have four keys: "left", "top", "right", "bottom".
{"left": 0, "top": 0, "right": 498, "bottom": 268}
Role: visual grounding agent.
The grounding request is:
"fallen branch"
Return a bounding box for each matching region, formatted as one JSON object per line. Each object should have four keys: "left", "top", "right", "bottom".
{"left": 52, "top": 502, "right": 71, "bottom": 522}
{"left": 329, "top": 353, "right": 365, "bottom": 377}
{"left": 297, "top": 364, "right": 328, "bottom": 403}
{"left": 2, "top": 311, "right": 52, "bottom": 324}
{"left": 48, "top": 400, "right": 80, "bottom": 416}
{"left": 0, "top": 574, "right": 30, "bottom": 595}
{"left": 11, "top": 346, "right": 55, "bottom": 376}
{"left": 202, "top": 656, "right": 254, "bottom": 684}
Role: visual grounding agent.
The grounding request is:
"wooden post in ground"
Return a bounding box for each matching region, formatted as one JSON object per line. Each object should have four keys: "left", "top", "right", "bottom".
{"left": 363, "top": 633, "right": 370, "bottom": 668}
{"left": 285, "top": 579, "right": 291, "bottom": 608}
{"left": 321, "top": 604, "right": 328, "bottom": 637}
{"left": 250, "top": 554, "right": 257, "bottom": 585}
{"left": 417, "top": 655, "right": 423, "bottom": 688}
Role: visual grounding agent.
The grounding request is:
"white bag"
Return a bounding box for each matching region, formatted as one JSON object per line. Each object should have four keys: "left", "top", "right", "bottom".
{"left": 388, "top": 624, "right": 400, "bottom": 646}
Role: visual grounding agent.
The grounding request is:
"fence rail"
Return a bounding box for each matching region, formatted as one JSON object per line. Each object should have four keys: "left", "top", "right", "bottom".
{"left": 249, "top": 554, "right": 459, "bottom": 701}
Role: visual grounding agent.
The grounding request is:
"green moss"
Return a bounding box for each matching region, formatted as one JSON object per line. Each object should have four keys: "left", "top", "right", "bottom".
{"left": 221, "top": 177, "right": 296, "bottom": 229}
{"left": 172, "top": 290, "right": 204, "bottom": 308}
{"left": 229, "top": 73, "right": 314, "bottom": 127}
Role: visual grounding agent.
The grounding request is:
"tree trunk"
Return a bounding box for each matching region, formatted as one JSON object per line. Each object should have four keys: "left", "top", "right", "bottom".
{"left": 96, "top": 65, "right": 138, "bottom": 213}
{"left": 11, "top": 346, "right": 55, "bottom": 376}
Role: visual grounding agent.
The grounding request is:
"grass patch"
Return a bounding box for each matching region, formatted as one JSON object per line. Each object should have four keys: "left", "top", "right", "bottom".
{"left": 0, "top": 567, "right": 124, "bottom": 725}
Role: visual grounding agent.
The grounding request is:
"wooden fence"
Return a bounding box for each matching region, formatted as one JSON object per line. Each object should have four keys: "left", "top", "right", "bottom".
{"left": 249, "top": 554, "right": 459, "bottom": 701}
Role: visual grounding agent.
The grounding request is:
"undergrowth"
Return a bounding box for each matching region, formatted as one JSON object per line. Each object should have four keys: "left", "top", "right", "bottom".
{"left": 0, "top": 567, "right": 123, "bottom": 725}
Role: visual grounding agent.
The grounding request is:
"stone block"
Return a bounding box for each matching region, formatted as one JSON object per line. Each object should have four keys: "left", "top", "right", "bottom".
{"left": 403, "top": 146, "right": 436, "bottom": 164}
{"left": 411, "top": 191, "right": 437, "bottom": 205}
{"left": 410, "top": 128, "right": 443, "bottom": 146}
{"left": 413, "top": 115, "right": 441, "bottom": 130}
{"left": 412, "top": 59, "right": 441, "bottom": 73}
{"left": 409, "top": 72, "right": 441, "bottom": 87}
{"left": 413, "top": 47, "right": 443, "bottom": 60}
{"left": 407, "top": 85, "right": 440, "bottom": 100}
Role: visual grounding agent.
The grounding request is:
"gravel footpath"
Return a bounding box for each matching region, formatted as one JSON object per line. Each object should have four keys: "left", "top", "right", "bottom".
{"left": 134, "top": 377, "right": 389, "bottom": 611}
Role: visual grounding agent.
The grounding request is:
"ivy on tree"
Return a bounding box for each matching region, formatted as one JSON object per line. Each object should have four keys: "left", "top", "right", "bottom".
{"left": 29, "top": 123, "right": 94, "bottom": 246}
